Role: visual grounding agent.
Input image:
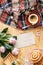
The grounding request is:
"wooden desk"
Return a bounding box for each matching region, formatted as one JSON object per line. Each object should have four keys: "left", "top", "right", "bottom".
{"left": 0, "top": 22, "right": 42, "bottom": 65}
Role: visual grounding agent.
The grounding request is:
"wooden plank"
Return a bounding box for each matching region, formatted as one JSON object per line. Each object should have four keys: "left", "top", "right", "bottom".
{"left": 0, "top": 56, "right": 4, "bottom": 65}
{"left": 0, "top": 22, "right": 42, "bottom": 65}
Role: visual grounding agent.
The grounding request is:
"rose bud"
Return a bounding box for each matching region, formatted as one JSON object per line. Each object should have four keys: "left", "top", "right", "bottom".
{"left": 12, "top": 48, "right": 19, "bottom": 56}
{"left": 0, "top": 46, "right": 6, "bottom": 53}
{"left": 9, "top": 37, "right": 16, "bottom": 45}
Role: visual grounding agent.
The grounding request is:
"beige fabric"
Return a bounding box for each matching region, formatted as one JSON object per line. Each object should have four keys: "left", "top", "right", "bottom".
{"left": 15, "top": 32, "right": 35, "bottom": 48}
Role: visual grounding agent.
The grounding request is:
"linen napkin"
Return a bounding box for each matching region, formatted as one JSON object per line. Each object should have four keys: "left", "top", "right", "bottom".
{"left": 15, "top": 32, "right": 35, "bottom": 48}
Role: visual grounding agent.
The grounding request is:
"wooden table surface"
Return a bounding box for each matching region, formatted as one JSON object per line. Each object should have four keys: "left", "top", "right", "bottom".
{"left": 0, "top": 22, "right": 43, "bottom": 65}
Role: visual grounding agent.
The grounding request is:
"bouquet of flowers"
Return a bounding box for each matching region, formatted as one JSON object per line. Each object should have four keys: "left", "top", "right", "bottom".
{"left": 0, "top": 28, "right": 19, "bottom": 58}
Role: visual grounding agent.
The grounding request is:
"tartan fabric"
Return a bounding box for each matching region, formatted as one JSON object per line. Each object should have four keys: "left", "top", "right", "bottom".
{"left": 0, "top": 0, "right": 7, "bottom": 4}
{"left": 0, "top": 10, "right": 9, "bottom": 22}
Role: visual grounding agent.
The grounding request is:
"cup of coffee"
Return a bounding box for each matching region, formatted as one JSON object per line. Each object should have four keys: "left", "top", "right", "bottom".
{"left": 28, "top": 14, "right": 38, "bottom": 25}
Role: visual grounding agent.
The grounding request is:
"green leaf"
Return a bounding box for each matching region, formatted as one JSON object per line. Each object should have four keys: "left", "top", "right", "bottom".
{"left": 6, "top": 34, "right": 11, "bottom": 38}
{"left": 5, "top": 44, "right": 13, "bottom": 50}
{"left": 3, "top": 39, "right": 9, "bottom": 42}
{"left": 1, "top": 28, "right": 8, "bottom": 33}
{"left": 12, "top": 62, "right": 16, "bottom": 65}
{"left": 0, "top": 43, "right": 4, "bottom": 46}
{"left": 0, "top": 41, "right": 5, "bottom": 46}
{"left": 1, "top": 33, "right": 6, "bottom": 38}
{"left": 13, "top": 36, "right": 17, "bottom": 40}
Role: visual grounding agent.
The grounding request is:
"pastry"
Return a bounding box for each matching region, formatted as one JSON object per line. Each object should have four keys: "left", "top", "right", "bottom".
{"left": 28, "top": 49, "right": 42, "bottom": 63}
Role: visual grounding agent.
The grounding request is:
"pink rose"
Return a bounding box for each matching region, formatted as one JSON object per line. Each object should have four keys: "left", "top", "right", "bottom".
{"left": 0, "top": 46, "right": 6, "bottom": 53}
{"left": 9, "top": 37, "right": 16, "bottom": 45}
{"left": 12, "top": 48, "right": 19, "bottom": 56}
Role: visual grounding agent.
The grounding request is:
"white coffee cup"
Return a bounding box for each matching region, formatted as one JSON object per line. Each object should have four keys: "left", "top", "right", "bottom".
{"left": 28, "top": 14, "right": 38, "bottom": 25}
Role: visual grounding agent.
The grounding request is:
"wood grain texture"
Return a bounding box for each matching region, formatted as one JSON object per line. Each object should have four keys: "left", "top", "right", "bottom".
{"left": 0, "top": 22, "right": 42, "bottom": 65}
{"left": 0, "top": 56, "right": 4, "bottom": 65}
